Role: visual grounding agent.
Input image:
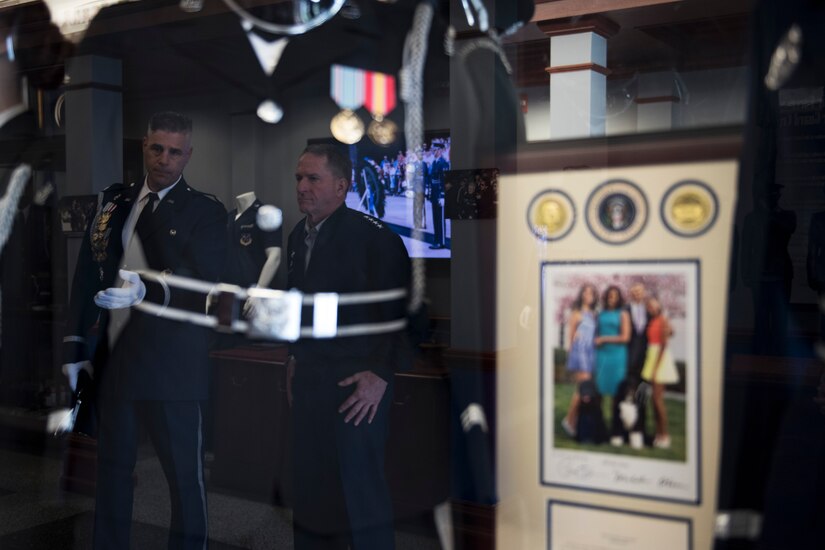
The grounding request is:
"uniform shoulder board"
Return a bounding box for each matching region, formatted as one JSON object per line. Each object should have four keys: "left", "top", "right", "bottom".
{"left": 190, "top": 188, "right": 222, "bottom": 204}
{"left": 103, "top": 182, "right": 127, "bottom": 193}
{"left": 359, "top": 213, "right": 385, "bottom": 230}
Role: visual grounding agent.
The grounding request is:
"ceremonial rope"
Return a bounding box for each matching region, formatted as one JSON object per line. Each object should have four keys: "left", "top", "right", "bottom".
{"left": 400, "top": 1, "right": 434, "bottom": 314}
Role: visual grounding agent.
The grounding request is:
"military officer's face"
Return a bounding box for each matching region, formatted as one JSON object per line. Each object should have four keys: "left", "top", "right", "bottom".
{"left": 295, "top": 153, "right": 347, "bottom": 225}
{"left": 143, "top": 130, "right": 193, "bottom": 192}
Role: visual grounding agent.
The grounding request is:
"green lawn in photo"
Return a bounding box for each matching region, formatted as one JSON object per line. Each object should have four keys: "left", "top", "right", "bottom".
{"left": 553, "top": 382, "right": 687, "bottom": 462}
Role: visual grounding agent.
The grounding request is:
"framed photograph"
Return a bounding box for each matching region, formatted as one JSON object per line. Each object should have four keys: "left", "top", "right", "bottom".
{"left": 540, "top": 260, "right": 700, "bottom": 503}
{"left": 444, "top": 168, "right": 499, "bottom": 220}
{"left": 58, "top": 195, "right": 97, "bottom": 234}
{"left": 548, "top": 500, "right": 692, "bottom": 550}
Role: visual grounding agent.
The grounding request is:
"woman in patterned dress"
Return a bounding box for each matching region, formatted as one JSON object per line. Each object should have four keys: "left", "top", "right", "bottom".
{"left": 561, "top": 284, "right": 598, "bottom": 438}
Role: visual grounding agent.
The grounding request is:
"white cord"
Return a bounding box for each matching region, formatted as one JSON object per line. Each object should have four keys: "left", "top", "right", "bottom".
{"left": 133, "top": 268, "right": 409, "bottom": 340}
{"left": 136, "top": 269, "right": 407, "bottom": 307}
{"left": 0, "top": 164, "right": 32, "bottom": 342}
{"left": 0, "top": 164, "right": 31, "bottom": 253}
{"left": 221, "top": 0, "right": 346, "bottom": 36}
{"left": 400, "top": 2, "right": 434, "bottom": 314}
{"left": 454, "top": 32, "right": 512, "bottom": 75}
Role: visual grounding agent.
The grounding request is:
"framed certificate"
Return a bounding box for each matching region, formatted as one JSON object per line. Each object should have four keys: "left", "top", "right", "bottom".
{"left": 496, "top": 135, "right": 738, "bottom": 550}
{"left": 548, "top": 500, "right": 691, "bottom": 550}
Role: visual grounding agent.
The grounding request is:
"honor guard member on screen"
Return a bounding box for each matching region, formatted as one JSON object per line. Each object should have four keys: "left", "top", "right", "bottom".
{"left": 427, "top": 142, "right": 450, "bottom": 249}
{"left": 62, "top": 112, "right": 227, "bottom": 549}
{"left": 287, "top": 144, "right": 411, "bottom": 550}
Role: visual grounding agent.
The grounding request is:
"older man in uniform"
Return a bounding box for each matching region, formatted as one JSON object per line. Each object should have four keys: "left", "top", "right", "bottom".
{"left": 286, "top": 144, "right": 410, "bottom": 550}
{"left": 62, "top": 112, "right": 227, "bottom": 549}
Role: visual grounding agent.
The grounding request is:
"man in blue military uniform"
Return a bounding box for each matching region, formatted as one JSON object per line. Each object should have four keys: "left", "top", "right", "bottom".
{"left": 62, "top": 112, "right": 227, "bottom": 549}
{"left": 427, "top": 143, "right": 449, "bottom": 249}
{"left": 286, "top": 144, "right": 410, "bottom": 550}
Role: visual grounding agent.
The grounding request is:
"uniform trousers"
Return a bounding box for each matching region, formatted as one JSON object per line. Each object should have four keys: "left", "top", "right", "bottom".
{"left": 94, "top": 387, "right": 208, "bottom": 550}
{"left": 292, "top": 362, "right": 395, "bottom": 550}
{"left": 430, "top": 197, "right": 444, "bottom": 247}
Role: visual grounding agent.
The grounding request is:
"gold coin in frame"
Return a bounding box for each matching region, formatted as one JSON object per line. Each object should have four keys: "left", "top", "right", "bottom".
{"left": 585, "top": 179, "right": 648, "bottom": 245}
{"left": 537, "top": 199, "right": 567, "bottom": 233}
{"left": 672, "top": 193, "right": 708, "bottom": 227}
{"left": 330, "top": 109, "right": 365, "bottom": 145}
{"left": 367, "top": 117, "right": 399, "bottom": 146}
{"left": 526, "top": 190, "right": 575, "bottom": 241}
{"left": 661, "top": 180, "right": 718, "bottom": 237}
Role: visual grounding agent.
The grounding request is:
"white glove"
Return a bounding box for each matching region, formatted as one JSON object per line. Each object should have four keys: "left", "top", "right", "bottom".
{"left": 62, "top": 360, "right": 94, "bottom": 392}
{"left": 94, "top": 269, "right": 146, "bottom": 309}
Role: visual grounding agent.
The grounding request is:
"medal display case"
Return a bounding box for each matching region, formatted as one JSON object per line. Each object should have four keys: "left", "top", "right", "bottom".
{"left": 3, "top": 1, "right": 825, "bottom": 549}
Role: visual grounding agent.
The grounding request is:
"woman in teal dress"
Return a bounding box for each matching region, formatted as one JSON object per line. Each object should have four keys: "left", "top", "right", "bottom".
{"left": 595, "top": 286, "right": 631, "bottom": 444}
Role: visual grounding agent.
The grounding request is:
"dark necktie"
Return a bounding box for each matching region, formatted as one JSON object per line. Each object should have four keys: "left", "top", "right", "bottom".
{"left": 135, "top": 192, "right": 159, "bottom": 239}
{"left": 304, "top": 226, "right": 318, "bottom": 270}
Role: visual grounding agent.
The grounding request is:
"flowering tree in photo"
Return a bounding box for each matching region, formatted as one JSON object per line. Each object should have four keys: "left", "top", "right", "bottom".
{"left": 549, "top": 269, "right": 688, "bottom": 348}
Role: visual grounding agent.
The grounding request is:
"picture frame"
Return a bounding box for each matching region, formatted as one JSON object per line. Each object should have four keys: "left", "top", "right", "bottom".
{"left": 58, "top": 195, "right": 97, "bottom": 234}
{"left": 540, "top": 260, "right": 701, "bottom": 503}
{"left": 444, "top": 168, "right": 499, "bottom": 220}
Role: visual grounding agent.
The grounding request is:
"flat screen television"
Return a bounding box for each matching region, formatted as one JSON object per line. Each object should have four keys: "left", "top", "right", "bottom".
{"left": 308, "top": 130, "right": 451, "bottom": 259}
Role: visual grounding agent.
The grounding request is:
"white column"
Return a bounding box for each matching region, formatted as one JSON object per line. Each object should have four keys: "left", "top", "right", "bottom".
{"left": 548, "top": 32, "right": 607, "bottom": 139}
{"left": 542, "top": 17, "right": 618, "bottom": 140}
